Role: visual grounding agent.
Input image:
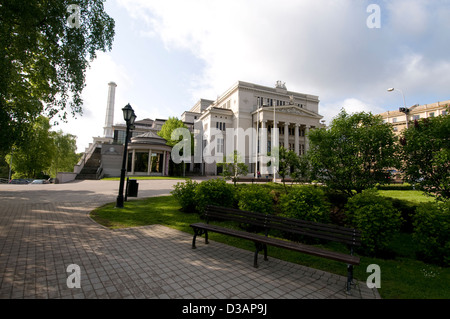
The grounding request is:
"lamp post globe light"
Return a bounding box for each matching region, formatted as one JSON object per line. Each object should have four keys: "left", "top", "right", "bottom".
{"left": 116, "top": 103, "right": 136, "bottom": 208}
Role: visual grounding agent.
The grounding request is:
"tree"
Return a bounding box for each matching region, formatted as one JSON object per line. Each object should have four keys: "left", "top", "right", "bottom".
{"left": 158, "top": 117, "right": 191, "bottom": 176}
{"left": 400, "top": 111, "right": 450, "bottom": 201}
{"left": 48, "top": 130, "right": 81, "bottom": 177}
{"left": 6, "top": 116, "right": 54, "bottom": 178}
{"left": 276, "top": 146, "right": 305, "bottom": 193}
{"left": 308, "top": 110, "right": 399, "bottom": 197}
{"left": 157, "top": 117, "right": 189, "bottom": 146}
{"left": 6, "top": 118, "right": 81, "bottom": 178}
{"left": 0, "top": 0, "right": 115, "bottom": 154}
{"left": 217, "top": 150, "right": 249, "bottom": 186}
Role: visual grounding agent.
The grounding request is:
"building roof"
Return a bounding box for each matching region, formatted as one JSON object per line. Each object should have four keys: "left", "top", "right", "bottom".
{"left": 131, "top": 131, "right": 168, "bottom": 146}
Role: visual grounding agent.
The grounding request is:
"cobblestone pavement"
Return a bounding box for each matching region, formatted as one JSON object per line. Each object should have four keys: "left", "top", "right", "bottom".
{"left": 0, "top": 180, "right": 380, "bottom": 300}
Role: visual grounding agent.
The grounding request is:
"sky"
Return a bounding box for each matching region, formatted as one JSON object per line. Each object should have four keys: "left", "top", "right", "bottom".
{"left": 55, "top": 0, "right": 450, "bottom": 152}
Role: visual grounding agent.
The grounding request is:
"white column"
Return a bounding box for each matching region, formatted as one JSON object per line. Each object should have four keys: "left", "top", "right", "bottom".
{"left": 295, "top": 124, "right": 300, "bottom": 155}
{"left": 272, "top": 121, "right": 279, "bottom": 150}
{"left": 148, "top": 150, "right": 152, "bottom": 175}
{"left": 305, "top": 126, "right": 310, "bottom": 153}
{"left": 261, "top": 120, "right": 267, "bottom": 155}
{"left": 260, "top": 120, "right": 267, "bottom": 175}
{"left": 255, "top": 119, "right": 259, "bottom": 178}
{"left": 131, "top": 149, "right": 136, "bottom": 175}
{"left": 284, "top": 122, "right": 289, "bottom": 149}
{"left": 272, "top": 121, "right": 278, "bottom": 181}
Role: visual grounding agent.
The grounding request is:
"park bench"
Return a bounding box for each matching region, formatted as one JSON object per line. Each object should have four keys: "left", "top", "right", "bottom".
{"left": 190, "top": 205, "right": 361, "bottom": 292}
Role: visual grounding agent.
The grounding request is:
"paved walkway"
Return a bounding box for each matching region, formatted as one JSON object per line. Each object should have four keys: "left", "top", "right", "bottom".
{"left": 0, "top": 180, "right": 380, "bottom": 300}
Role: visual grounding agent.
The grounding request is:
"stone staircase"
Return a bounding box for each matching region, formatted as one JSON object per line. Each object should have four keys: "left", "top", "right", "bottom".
{"left": 75, "top": 147, "right": 103, "bottom": 180}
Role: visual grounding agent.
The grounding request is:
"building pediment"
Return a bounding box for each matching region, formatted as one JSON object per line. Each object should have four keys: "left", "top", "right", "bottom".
{"left": 255, "top": 105, "right": 322, "bottom": 119}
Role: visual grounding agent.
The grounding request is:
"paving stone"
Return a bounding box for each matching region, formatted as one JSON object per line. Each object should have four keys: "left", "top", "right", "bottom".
{"left": 0, "top": 180, "right": 380, "bottom": 300}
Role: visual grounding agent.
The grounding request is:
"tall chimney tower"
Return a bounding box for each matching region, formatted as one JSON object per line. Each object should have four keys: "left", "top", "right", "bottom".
{"left": 103, "top": 81, "right": 117, "bottom": 138}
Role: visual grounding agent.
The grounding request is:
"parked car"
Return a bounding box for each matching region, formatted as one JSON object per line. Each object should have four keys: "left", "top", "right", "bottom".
{"left": 9, "top": 179, "right": 30, "bottom": 184}
{"left": 30, "top": 179, "right": 49, "bottom": 184}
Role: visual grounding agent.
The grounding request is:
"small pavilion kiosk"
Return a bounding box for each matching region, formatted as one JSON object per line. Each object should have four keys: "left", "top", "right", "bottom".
{"left": 126, "top": 131, "right": 172, "bottom": 176}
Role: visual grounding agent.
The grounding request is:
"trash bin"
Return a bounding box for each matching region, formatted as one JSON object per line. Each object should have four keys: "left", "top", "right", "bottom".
{"left": 127, "top": 179, "right": 139, "bottom": 197}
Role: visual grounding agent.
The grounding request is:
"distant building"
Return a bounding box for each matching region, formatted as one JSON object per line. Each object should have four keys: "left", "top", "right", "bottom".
{"left": 378, "top": 100, "right": 449, "bottom": 134}
{"left": 73, "top": 80, "right": 325, "bottom": 180}
{"left": 182, "top": 81, "right": 324, "bottom": 176}
{"left": 377, "top": 100, "right": 449, "bottom": 184}
{"left": 74, "top": 83, "right": 173, "bottom": 179}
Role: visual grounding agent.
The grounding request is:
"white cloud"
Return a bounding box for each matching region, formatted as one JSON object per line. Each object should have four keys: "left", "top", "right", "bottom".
{"left": 63, "top": 0, "right": 449, "bottom": 153}
{"left": 320, "top": 98, "right": 386, "bottom": 125}
{"left": 55, "top": 52, "right": 132, "bottom": 152}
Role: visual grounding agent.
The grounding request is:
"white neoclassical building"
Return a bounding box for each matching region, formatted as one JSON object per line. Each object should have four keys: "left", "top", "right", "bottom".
{"left": 181, "top": 81, "right": 324, "bottom": 176}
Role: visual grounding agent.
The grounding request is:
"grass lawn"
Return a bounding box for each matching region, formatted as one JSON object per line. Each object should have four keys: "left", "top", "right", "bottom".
{"left": 90, "top": 191, "right": 449, "bottom": 299}
{"left": 378, "top": 190, "right": 436, "bottom": 203}
{"left": 101, "top": 176, "right": 188, "bottom": 181}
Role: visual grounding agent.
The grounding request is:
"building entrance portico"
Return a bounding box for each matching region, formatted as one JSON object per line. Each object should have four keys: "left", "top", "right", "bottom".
{"left": 126, "top": 132, "right": 172, "bottom": 176}
{"left": 252, "top": 104, "right": 322, "bottom": 176}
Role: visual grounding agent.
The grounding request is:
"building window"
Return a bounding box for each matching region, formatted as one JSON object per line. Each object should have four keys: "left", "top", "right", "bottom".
{"left": 393, "top": 118, "right": 397, "bottom": 123}
{"left": 217, "top": 138, "right": 224, "bottom": 154}
{"left": 216, "top": 122, "right": 226, "bottom": 131}
{"left": 413, "top": 115, "right": 420, "bottom": 120}
{"left": 429, "top": 112, "right": 435, "bottom": 117}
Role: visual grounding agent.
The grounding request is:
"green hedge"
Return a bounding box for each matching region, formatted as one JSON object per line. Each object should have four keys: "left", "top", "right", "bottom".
{"left": 413, "top": 201, "right": 450, "bottom": 266}
{"left": 170, "top": 179, "right": 199, "bottom": 213}
{"left": 194, "top": 178, "right": 236, "bottom": 213}
{"left": 237, "top": 185, "right": 274, "bottom": 215}
{"left": 278, "top": 185, "right": 331, "bottom": 224}
{"left": 345, "top": 189, "right": 403, "bottom": 256}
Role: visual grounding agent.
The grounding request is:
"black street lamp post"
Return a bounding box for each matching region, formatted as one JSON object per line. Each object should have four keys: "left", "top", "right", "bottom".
{"left": 116, "top": 103, "right": 136, "bottom": 208}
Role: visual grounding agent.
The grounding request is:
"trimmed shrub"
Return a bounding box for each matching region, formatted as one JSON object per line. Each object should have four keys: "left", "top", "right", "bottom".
{"left": 194, "top": 178, "right": 236, "bottom": 214}
{"left": 237, "top": 185, "right": 274, "bottom": 215}
{"left": 278, "top": 186, "right": 331, "bottom": 224}
{"left": 413, "top": 201, "right": 450, "bottom": 266}
{"left": 345, "top": 189, "right": 402, "bottom": 256}
{"left": 170, "top": 179, "right": 198, "bottom": 213}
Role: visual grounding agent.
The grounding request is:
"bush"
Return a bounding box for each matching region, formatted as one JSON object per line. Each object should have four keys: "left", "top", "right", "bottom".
{"left": 345, "top": 189, "right": 402, "bottom": 256}
{"left": 388, "top": 198, "right": 418, "bottom": 233}
{"left": 413, "top": 201, "right": 450, "bottom": 266}
{"left": 170, "top": 179, "right": 198, "bottom": 213}
{"left": 237, "top": 185, "right": 274, "bottom": 215}
{"left": 194, "top": 178, "right": 236, "bottom": 214}
{"left": 278, "top": 186, "right": 331, "bottom": 224}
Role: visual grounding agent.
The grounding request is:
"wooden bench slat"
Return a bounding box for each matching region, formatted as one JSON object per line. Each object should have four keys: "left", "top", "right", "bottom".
{"left": 191, "top": 222, "right": 360, "bottom": 265}
{"left": 191, "top": 205, "right": 362, "bottom": 293}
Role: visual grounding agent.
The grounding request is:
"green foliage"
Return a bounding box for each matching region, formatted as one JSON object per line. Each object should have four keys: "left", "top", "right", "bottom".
{"left": 278, "top": 186, "right": 331, "bottom": 223}
{"left": 0, "top": 0, "right": 115, "bottom": 154}
{"left": 5, "top": 117, "right": 80, "bottom": 178}
{"left": 48, "top": 130, "right": 80, "bottom": 177}
{"left": 194, "top": 178, "right": 236, "bottom": 214}
{"left": 157, "top": 117, "right": 190, "bottom": 147}
{"left": 308, "top": 110, "right": 399, "bottom": 197}
{"left": 170, "top": 179, "right": 199, "bottom": 213}
{"left": 217, "top": 150, "right": 249, "bottom": 186}
{"left": 276, "top": 146, "right": 310, "bottom": 193}
{"left": 345, "top": 189, "right": 402, "bottom": 255}
{"left": 237, "top": 185, "right": 274, "bottom": 215}
{"left": 5, "top": 116, "right": 54, "bottom": 178}
{"left": 413, "top": 201, "right": 450, "bottom": 266}
{"left": 399, "top": 112, "right": 450, "bottom": 201}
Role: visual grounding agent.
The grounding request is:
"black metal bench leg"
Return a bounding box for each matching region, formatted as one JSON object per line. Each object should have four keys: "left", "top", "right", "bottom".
{"left": 346, "top": 264, "right": 354, "bottom": 293}
{"left": 192, "top": 229, "right": 198, "bottom": 249}
{"left": 254, "top": 243, "right": 262, "bottom": 268}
